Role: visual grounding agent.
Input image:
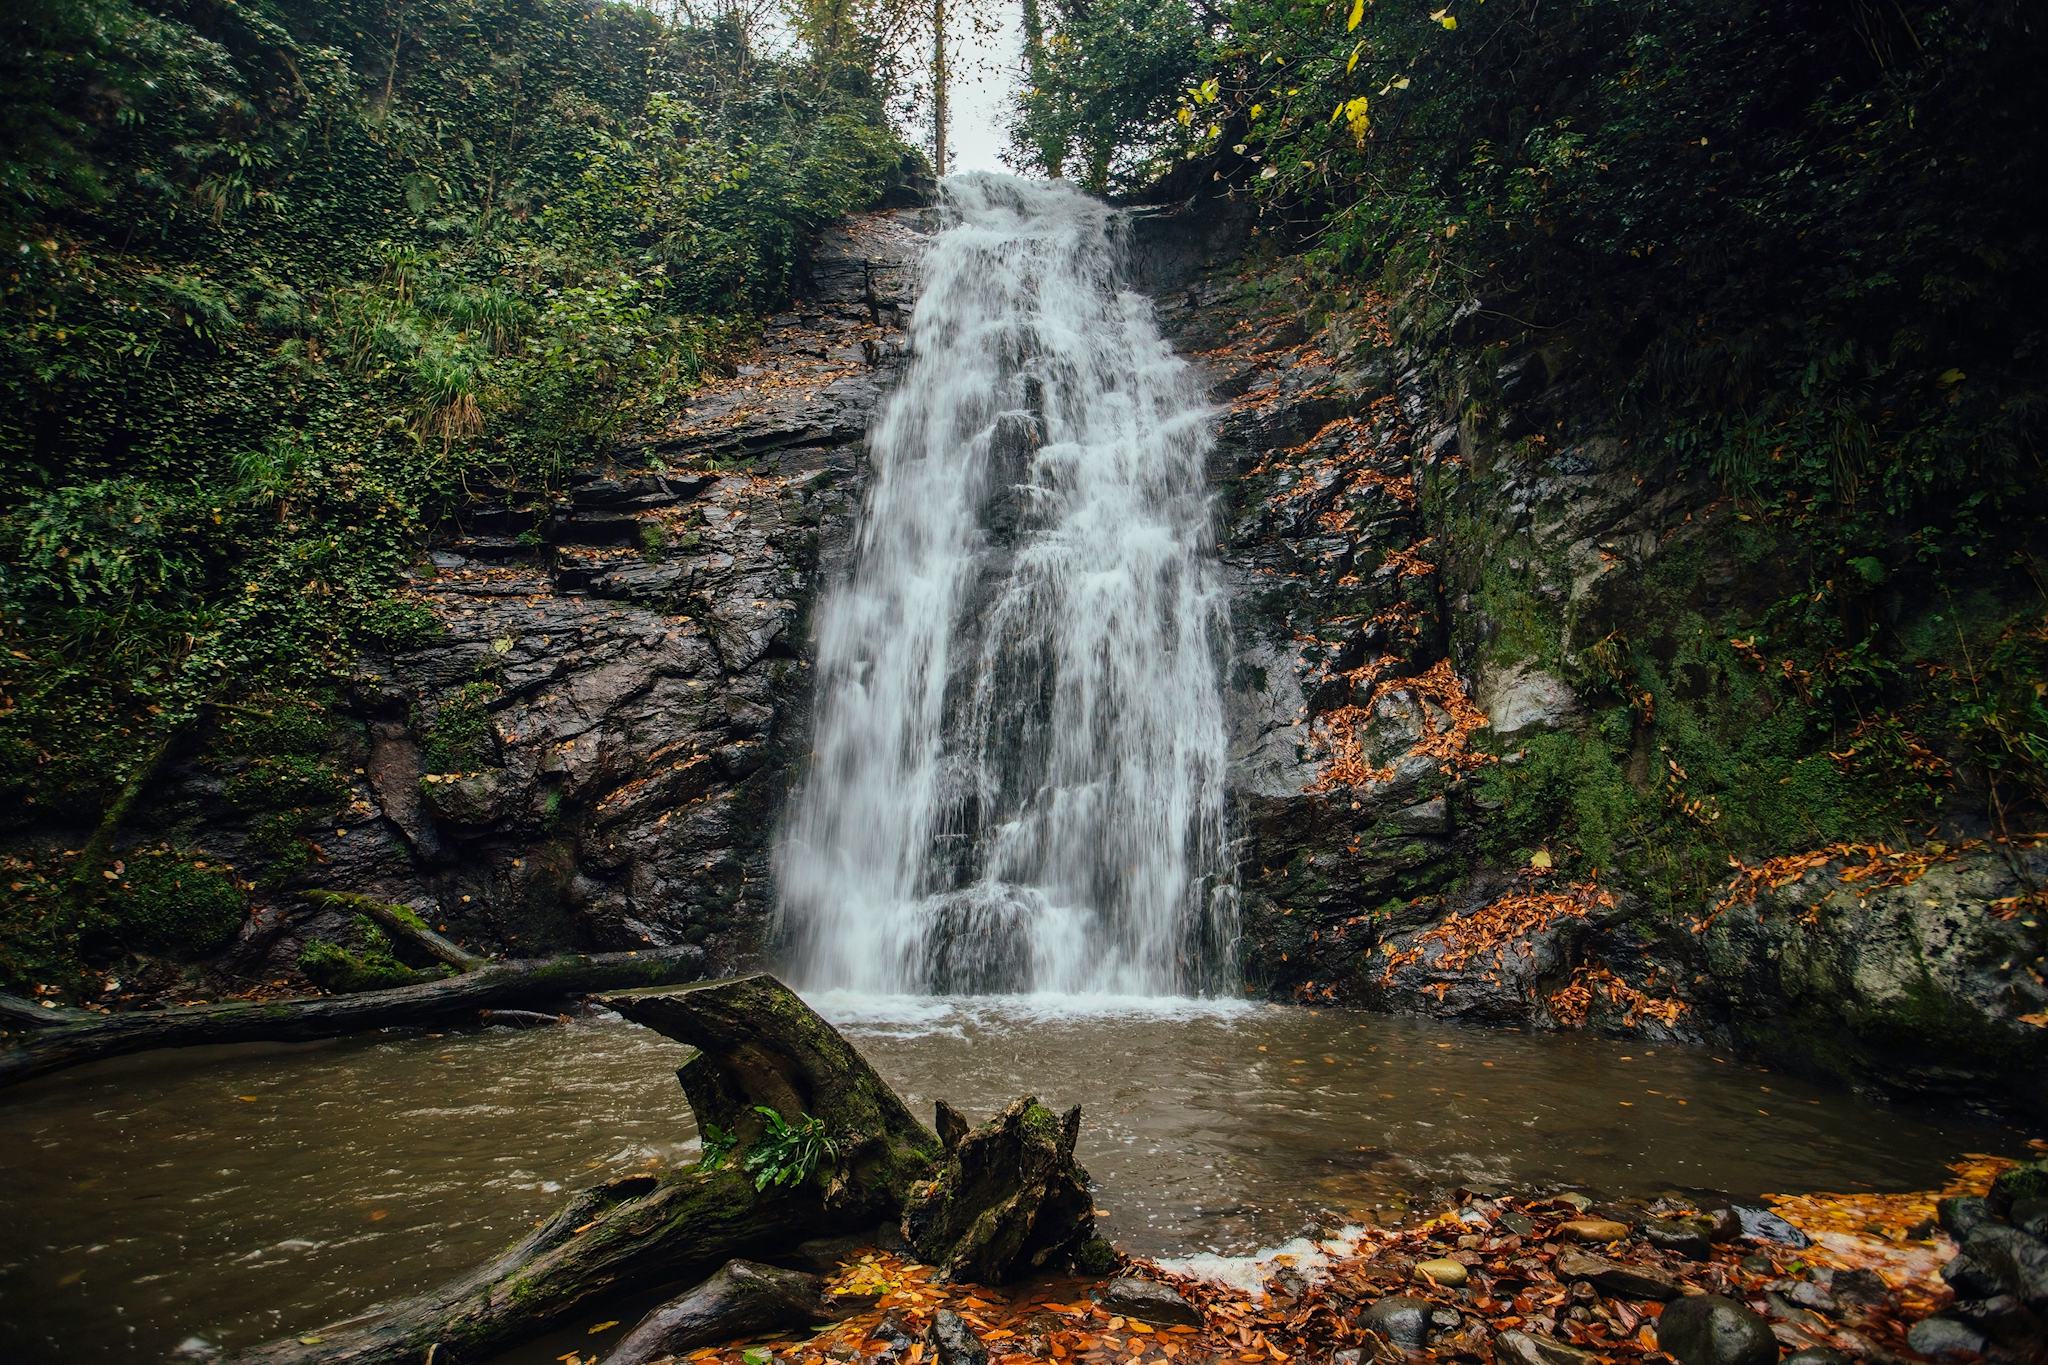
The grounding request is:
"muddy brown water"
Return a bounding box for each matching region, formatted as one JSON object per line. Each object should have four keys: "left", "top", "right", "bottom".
{"left": 0, "top": 994, "right": 2026, "bottom": 1362}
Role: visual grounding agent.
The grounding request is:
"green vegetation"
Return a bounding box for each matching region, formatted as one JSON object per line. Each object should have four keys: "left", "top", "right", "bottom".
{"left": 422, "top": 681, "right": 502, "bottom": 774}
{"left": 297, "top": 913, "right": 450, "bottom": 993}
{"left": 1020, "top": 0, "right": 2045, "bottom": 869}
{"left": 741, "top": 1105, "right": 838, "bottom": 1190}
{"left": 107, "top": 851, "right": 250, "bottom": 957}
{"left": 1, "top": 0, "right": 915, "bottom": 889}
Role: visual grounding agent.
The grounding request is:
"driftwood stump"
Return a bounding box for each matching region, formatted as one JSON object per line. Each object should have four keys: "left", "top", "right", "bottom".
{"left": 903, "top": 1095, "right": 1104, "bottom": 1283}
{"left": 230, "top": 974, "right": 939, "bottom": 1365}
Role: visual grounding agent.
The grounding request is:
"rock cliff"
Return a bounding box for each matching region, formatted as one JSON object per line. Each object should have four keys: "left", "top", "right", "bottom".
{"left": 141, "top": 210, "right": 930, "bottom": 979}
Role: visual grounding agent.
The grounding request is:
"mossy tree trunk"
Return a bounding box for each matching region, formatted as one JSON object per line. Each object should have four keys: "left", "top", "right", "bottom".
{"left": 229, "top": 974, "right": 938, "bottom": 1365}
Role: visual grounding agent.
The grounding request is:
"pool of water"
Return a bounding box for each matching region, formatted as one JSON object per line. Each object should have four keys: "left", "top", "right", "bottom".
{"left": 0, "top": 995, "right": 2025, "bottom": 1361}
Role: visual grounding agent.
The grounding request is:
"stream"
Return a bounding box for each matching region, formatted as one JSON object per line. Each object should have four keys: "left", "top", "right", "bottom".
{"left": 0, "top": 994, "right": 2023, "bottom": 1362}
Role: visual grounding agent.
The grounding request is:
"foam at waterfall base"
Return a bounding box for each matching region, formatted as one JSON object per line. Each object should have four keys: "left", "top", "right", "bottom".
{"left": 1156, "top": 1226, "right": 1373, "bottom": 1294}
{"left": 803, "top": 988, "right": 1257, "bottom": 1039}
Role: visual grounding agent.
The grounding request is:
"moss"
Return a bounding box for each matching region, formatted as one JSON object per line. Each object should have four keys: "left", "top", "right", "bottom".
{"left": 101, "top": 851, "right": 248, "bottom": 958}
{"left": 1991, "top": 1161, "right": 2048, "bottom": 1212}
{"left": 1073, "top": 1235, "right": 1120, "bottom": 1276}
{"left": 638, "top": 521, "right": 668, "bottom": 560}
{"left": 355, "top": 596, "right": 445, "bottom": 653}
{"left": 0, "top": 866, "right": 96, "bottom": 996}
{"left": 422, "top": 681, "right": 500, "bottom": 773}
{"left": 224, "top": 754, "right": 348, "bottom": 811}
{"left": 218, "top": 693, "right": 332, "bottom": 758}
{"left": 1478, "top": 727, "right": 1647, "bottom": 875}
{"left": 1020, "top": 1102, "right": 1060, "bottom": 1142}
{"left": 297, "top": 915, "right": 450, "bottom": 993}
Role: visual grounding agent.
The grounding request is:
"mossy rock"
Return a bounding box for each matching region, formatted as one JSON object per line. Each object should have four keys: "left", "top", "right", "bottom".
{"left": 101, "top": 853, "right": 248, "bottom": 958}
{"left": 1991, "top": 1162, "right": 2048, "bottom": 1216}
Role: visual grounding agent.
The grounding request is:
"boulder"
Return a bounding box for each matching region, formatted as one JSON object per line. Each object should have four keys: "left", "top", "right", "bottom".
{"left": 1699, "top": 848, "right": 2048, "bottom": 1115}
{"left": 600, "top": 1261, "right": 836, "bottom": 1365}
{"left": 902, "top": 1095, "right": 1098, "bottom": 1283}
{"left": 1099, "top": 1274, "right": 1202, "bottom": 1327}
{"left": 1655, "top": 1294, "right": 1777, "bottom": 1365}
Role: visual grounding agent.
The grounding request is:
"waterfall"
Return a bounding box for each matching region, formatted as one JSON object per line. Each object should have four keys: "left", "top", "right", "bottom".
{"left": 776, "top": 174, "right": 1235, "bottom": 998}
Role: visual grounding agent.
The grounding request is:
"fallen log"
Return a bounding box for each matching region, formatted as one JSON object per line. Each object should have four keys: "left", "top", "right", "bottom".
{"left": 0, "top": 992, "right": 91, "bottom": 1032}
{"left": 230, "top": 974, "right": 939, "bottom": 1365}
{"left": 303, "top": 889, "right": 486, "bottom": 973}
{"left": 0, "top": 948, "right": 704, "bottom": 1091}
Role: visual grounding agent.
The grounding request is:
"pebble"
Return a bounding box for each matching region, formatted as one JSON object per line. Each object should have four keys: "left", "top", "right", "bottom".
{"left": 1413, "top": 1257, "right": 1468, "bottom": 1288}
{"left": 1557, "top": 1218, "right": 1630, "bottom": 1244}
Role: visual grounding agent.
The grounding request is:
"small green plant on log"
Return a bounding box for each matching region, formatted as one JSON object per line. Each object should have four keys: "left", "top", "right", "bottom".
{"left": 743, "top": 1106, "right": 837, "bottom": 1191}
{"left": 697, "top": 1122, "right": 738, "bottom": 1171}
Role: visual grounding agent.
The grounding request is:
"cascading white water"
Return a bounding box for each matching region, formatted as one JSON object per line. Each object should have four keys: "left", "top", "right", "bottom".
{"left": 776, "top": 173, "right": 1235, "bottom": 998}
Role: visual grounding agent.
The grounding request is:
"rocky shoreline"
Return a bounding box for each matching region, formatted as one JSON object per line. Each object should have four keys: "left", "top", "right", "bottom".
{"left": 538, "top": 1138, "right": 2048, "bottom": 1365}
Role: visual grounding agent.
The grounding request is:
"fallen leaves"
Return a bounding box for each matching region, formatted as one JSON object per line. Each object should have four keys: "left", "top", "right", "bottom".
{"left": 1694, "top": 841, "right": 1971, "bottom": 933}
{"left": 1382, "top": 880, "right": 1612, "bottom": 984}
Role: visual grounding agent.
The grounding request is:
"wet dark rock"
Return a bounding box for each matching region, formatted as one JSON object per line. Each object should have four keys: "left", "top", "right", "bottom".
{"left": 1654, "top": 1293, "right": 1779, "bottom": 1365}
{"left": 1776, "top": 1276, "right": 1837, "bottom": 1314}
{"left": 1553, "top": 1247, "right": 1682, "bottom": 1300}
{"left": 1733, "top": 1204, "right": 1811, "bottom": 1247}
{"left": 1942, "top": 1195, "right": 1994, "bottom": 1241}
{"left": 925, "top": 1309, "right": 989, "bottom": 1365}
{"left": 1964, "top": 1293, "right": 2048, "bottom": 1361}
{"left": 1495, "top": 1331, "right": 1602, "bottom": 1365}
{"left": 2013, "top": 1198, "right": 2048, "bottom": 1242}
{"left": 1700, "top": 850, "right": 2048, "bottom": 1114}
{"left": 599, "top": 1260, "right": 833, "bottom": 1365}
{"left": 1907, "top": 1314, "right": 1992, "bottom": 1359}
{"left": 1642, "top": 1216, "right": 1712, "bottom": 1261}
{"left": 1784, "top": 1351, "right": 1855, "bottom": 1365}
{"left": 1954, "top": 1222, "right": 2048, "bottom": 1310}
{"left": 1831, "top": 1268, "right": 1888, "bottom": 1306}
{"left": 901, "top": 1095, "right": 1097, "bottom": 1283}
{"left": 1098, "top": 1274, "right": 1202, "bottom": 1327}
{"left": 1357, "top": 1295, "right": 1432, "bottom": 1350}
{"left": 1704, "top": 1205, "right": 1743, "bottom": 1244}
